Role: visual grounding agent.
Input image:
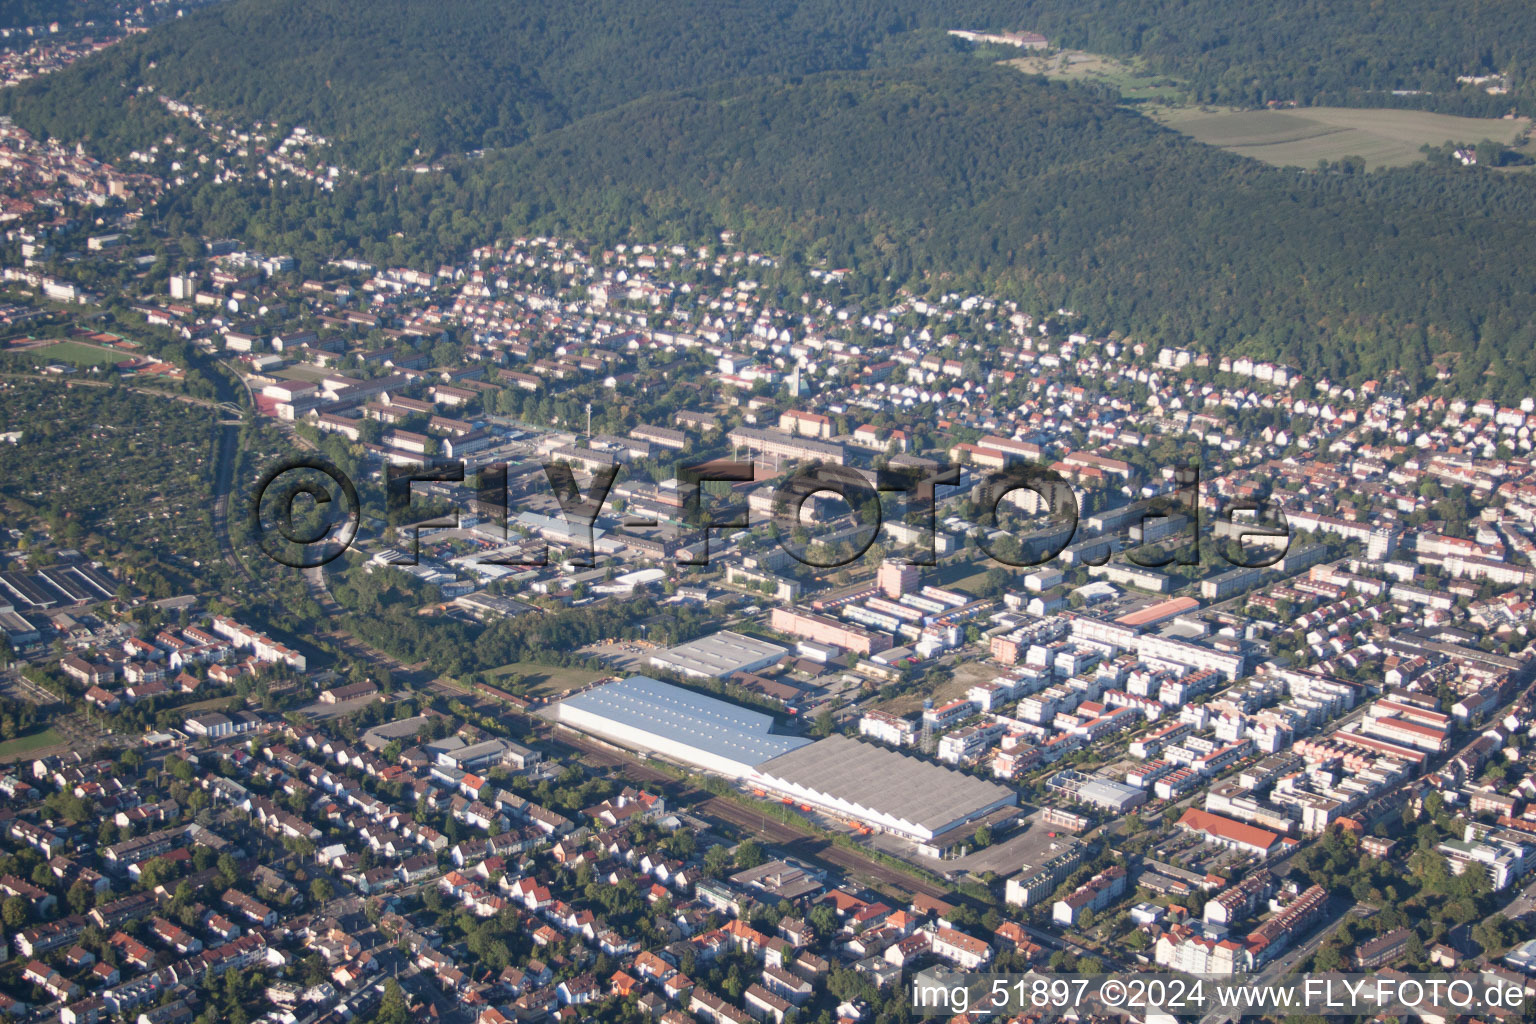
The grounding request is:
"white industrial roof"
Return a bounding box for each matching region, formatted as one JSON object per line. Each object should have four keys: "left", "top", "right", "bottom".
{"left": 516, "top": 511, "right": 607, "bottom": 544}
{"left": 1077, "top": 778, "right": 1145, "bottom": 810}
{"left": 649, "top": 630, "right": 788, "bottom": 679}
{"left": 554, "top": 675, "right": 810, "bottom": 766}
{"left": 754, "top": 735, "right": 1017, "bottom": 834}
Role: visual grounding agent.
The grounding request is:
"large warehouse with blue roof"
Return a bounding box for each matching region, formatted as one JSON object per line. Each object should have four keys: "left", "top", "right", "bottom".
{"left": 547, "top": 676, "right": 1018, "bottom": 847}
{"left": 544, "top": 675, "right": 812, "bottom": 776}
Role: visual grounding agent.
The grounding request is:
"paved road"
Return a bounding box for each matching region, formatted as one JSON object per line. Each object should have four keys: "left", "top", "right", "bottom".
{"left": 1492, "top": 871, "right": 1536, "bottom": 922}
{"left": 1196, "top": 896, "right": 1367, "bottom": 1024}
{"left": 303, "top": 566, "right": 341, "bottom": 614}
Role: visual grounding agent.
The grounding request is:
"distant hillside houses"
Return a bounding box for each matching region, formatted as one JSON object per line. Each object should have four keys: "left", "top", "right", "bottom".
{"left": 947, "top": 29, "right": 1048, "bottom": 49}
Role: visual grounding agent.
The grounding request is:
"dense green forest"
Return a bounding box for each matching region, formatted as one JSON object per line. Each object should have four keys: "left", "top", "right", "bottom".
{"left": 1, "top": 0, "right": 1026, "bottom": 167}
{"left": 7, "top": 0, "right": 1535, "bottom": 164}
{"left": 1005, "top": 0, "right": 1536, "bottom": 112}
{"left": 153, "top": 65, "right": 1536, "bottom": 398}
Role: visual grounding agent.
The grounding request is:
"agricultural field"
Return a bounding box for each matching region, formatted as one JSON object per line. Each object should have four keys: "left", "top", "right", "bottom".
{"left": 1002, "top": 49, "right": 1534, "bottom": 168}
{"left": 38, "top": 339, "right": 125, "bottom": 367}
{"left": 1149, "top": 105, "right": 1535, "bottom": 169}
{"left": 1005, "top": 50, "right": 1186, "bottom": 103}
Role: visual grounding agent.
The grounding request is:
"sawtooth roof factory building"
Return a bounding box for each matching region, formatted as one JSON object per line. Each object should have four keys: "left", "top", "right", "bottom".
{"left": 648, "top": 630, "right": 789, "bottom": 680}
{"left": 549, "top": 677, "right": 1018, "bottom": 852}
{"left": 545, "top": 675, "right": 812, "bottom": 777}
{"left": 751, "top": 734, "right": 1018, "bottom": 847}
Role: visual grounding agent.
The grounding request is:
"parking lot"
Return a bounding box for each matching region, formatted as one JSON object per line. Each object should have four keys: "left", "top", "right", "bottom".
{"left": 935, "top": 811, "right": 1068, "bottom": 877}
{"left": 1151, "top": 829, "right": 1258, "bottom": 874}
{"left": 578, "top": 638, "right": 657, "bottom": 674}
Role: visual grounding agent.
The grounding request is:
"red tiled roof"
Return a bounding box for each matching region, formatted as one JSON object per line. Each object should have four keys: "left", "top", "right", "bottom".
{"left": 1176, "top": 808, "right": 1281, "bottom": 852}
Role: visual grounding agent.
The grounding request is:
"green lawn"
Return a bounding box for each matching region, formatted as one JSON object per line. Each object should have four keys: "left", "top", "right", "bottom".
{"left": 178, "top": 696, "right": 243, "bottom": 714}
{"left": 1005, "top": 50, "right": 1186, "bottom": 103}
{"left": 40, "top": 340, "right": 125, "bottom": 368}
{"left": 483, "top": 662, "right": 606, "bottom": 697}
{"left": 0, "top": 726, "right": 63, "bottom": 759}
{"left": 276, "top": 365, "right": 331, "bottom": 382}
{"left": 935, "top": 561, "right": 1000, "bottom": 597}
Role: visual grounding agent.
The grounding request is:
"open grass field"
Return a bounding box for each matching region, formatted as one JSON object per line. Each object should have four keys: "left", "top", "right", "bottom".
{"left": 943, "top": 571, "right": 995, "bottom": 598}
{"left": 178, "top": 696, "right": 243, "bottom": 715}
{"left": 1005, "top": 50, "right": 1186, "bottom": 103}
{"left": 275, "top": 364, "right": 330, "bottom": 381}
{"left": 869, "top": 662, "right": 996, "bottom": 717}
{"left": 1149, "top": 105, "right": 1535, "bottom": 169}
{"left": 485, "top": 661, "right": 607, "bottom": 697}
{"left": 40, "top": 340, "right": 124, "bottom": 367}
{"left": 1000, "top": 52, "right": 1534, "bottom": 169}
{"left": 934, "top": 559, "right": 1005, "bottom": 598}
{"left": 0, "top": 726, "right": 63, "bottom": 760}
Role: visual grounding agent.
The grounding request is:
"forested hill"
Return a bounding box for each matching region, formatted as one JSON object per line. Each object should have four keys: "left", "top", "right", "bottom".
{"left": 161, "top": 65, "right": 1536, "bottom": 399}
{"left": 0, "top": 0, "right": 1029, "bottom": 168}
{"left": 1004, "top": 0, "right": 1536, "bottom": 112}
{"left": 7, "top": 0, "right": 1536, "bottom": 162}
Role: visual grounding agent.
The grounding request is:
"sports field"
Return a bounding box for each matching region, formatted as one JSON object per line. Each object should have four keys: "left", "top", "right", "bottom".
{"left": 0, "top": 727, "right": 63, "bottom": 760}
{"left": 40, "top": 340, "right": 124, "bottom": 367}
{"left": 1150, "top": 105, "right": 1534, "bottom": 169}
